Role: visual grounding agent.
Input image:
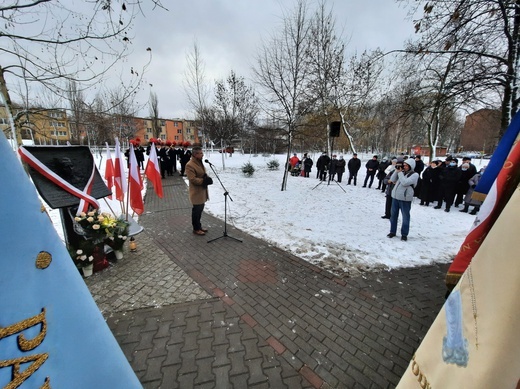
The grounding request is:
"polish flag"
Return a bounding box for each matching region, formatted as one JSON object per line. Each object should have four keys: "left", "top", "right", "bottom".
{"left": 145, "top": 141, "right": 163, "bottom": 198}
{"left": 105, "top": 142, "right": 115, "bottom": 199}
{"left": 113, "top": 138, "right": 127, "bottom": 201}
{"left": 129, "top": 144, "right": 144, "bottom": 215}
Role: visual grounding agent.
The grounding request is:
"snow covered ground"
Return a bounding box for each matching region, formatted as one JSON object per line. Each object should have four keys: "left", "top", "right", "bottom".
{"left": 47, "top": 150, "right": 485, "bottom": 276}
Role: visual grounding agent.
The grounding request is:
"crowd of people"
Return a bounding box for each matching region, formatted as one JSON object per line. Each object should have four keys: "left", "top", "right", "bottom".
{"left": 289, "top": 151, "right": 486, "bottom": 241}
{"left": 125, "top": 139, "right": 193, "bottom": 179}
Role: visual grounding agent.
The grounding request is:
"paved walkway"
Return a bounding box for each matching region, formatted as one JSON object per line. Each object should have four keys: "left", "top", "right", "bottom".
{"left": 85, "top": 174, "right": 448, "bottom": 388}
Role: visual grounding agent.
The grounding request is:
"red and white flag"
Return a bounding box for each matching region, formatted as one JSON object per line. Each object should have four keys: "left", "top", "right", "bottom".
{"left": 145, "top": 141, "right": 163, "bottom": 198}
{"left": 105, "top": 142, "right": 115, "bottom": 199}
{"left": 113, "top": 138, "right": 127, "bottom": 202}
{"left": 129, "top": 144, "right": 144, "bottom": 215}
{"left": 446, "top": 135, "right": 520, "bottom": 290}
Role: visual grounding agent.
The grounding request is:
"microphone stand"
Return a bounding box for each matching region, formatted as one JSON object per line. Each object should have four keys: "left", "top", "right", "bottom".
{"left": 204, "top": 160, "right": 242, "bottom": 243}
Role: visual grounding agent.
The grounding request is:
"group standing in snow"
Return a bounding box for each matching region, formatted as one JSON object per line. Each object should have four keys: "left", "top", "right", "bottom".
{"left": 289, "top": 151, "right": 486, "bottom": 241}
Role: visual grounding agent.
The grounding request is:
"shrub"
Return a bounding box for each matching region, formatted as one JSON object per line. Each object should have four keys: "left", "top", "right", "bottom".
{"left": 241, "top": 162, "right": 255, "bottom": 177}
{"left": 266, "top": 159, "right": 279, "bottom": 170}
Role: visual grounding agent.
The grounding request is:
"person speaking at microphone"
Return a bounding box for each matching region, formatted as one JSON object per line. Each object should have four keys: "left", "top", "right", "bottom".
{"left": 185, "top": 147, "right": 213, "bottom": 235}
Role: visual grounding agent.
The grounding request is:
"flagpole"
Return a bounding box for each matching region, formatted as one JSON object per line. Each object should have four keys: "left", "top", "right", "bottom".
{"left": 102, "top": 198, "right": 118, "bottom": 217}
{"left": 125, "top": 165, "right": 131, "bottom": 222}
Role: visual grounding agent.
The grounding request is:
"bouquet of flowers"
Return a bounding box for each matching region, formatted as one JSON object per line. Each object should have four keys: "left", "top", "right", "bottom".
{"left": 68, "top": 239, "right": 96, "bottom": 268}
{"left": 74, "top": 209, "right": 118, "bottom": 244}
{"left": 104, "top": 217, "right": 130, "bottom": 251}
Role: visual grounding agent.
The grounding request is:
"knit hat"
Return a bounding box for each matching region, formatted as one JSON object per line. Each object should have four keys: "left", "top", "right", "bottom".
{"left": 404, "top": 157, "right": 416, "bottom": 170}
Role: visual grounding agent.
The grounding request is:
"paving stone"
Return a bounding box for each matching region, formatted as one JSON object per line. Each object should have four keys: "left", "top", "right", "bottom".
{"left": 85, "top": 176, "right": 449, "bottom": 388}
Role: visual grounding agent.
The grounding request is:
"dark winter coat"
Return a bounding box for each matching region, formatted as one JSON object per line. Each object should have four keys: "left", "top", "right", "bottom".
{"left": 348, "top": 157, "right": 361, "bottom": 173}
{"left": 316, "top": 155, "right": 331, "bottom": 171}
{"left": 365, "top": 159, "right": 379, "bottom": 175}
{"left": 377, "top": 161, "right": 390, "bottom": 180}
{"left": 414, "top": 159, "right": 425, "bottom": 175}
{"left": 303, "top": 157, "right": 313, "bottom": 172}
{"left": 335, "top": 158, "right": 346, "bottom": 173}
{"left": 439, "top": 165, "right": 462, "bottom": 202}
{"left": 419, "top": 166, "right": 441, "bottom": 203}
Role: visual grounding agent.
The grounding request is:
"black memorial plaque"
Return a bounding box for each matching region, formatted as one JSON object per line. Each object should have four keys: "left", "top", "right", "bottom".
{"left": 22, "top": 146, "right": 111, "bottom": 209}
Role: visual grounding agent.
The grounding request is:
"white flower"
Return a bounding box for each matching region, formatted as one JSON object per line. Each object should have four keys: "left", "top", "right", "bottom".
{"left": 79, "top": 212, "right": 86, "bottom": 217}
{"left": 109, "top": 236, "right": 115, "bottom": 241}
{"left": 87, "top": 217, "right": 94, "bottom": 223}
{"left": 92, "top": 224, "right": 100, "bottom": 230}
{"left": 88, "top": 255, "right": 94, "bottom": 262}
{"left": 79, "top": 255, "right": 87, "bottom": 261}
{"left": 74, "top": 217, "right": 81, "bottom": 222}
{"left": 76, "top": 249, "right": 83, "bottom": 255}
{"left": 87, "top": 211, "right": 96, "bottom": 217}
{"left": 97, "top": 215, "right": 105, "bottom": 222}
{"left": 122, "top": 236, "right": 127, "bottom": 240}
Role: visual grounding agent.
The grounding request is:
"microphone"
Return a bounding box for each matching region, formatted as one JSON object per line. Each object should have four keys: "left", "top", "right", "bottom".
{"left": 204, "top": 159, "right": 214, "bottom": 166}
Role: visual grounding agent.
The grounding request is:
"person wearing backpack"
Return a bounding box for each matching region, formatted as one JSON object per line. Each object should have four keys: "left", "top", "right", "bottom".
{"left": 387, "top": 158, "right": 419, "bottom": 241}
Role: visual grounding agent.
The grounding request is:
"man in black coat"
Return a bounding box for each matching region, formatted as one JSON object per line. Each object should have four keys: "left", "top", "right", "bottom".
{"left": 347, "top": 153, "right": 361, "bottom": 185}
{"left": 435, "top": 158, "right": 462, "bottom": 212}
{"left": 363, "top": 155, "right": 379, "bottom": 188}
{"left": 179, "top": 145, "right": 192, "bottom": 176}
{"left": 316, "top": 152, "right": 330, "bottom": 181}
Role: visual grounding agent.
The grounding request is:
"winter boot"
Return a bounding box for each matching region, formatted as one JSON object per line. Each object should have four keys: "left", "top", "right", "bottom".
{"left": 459, "top": 204, "right": 469, "bottom": 213}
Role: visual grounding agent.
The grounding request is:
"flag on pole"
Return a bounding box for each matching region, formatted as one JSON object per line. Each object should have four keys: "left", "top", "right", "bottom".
{"left": 113, "top": 138, "right": 127, "bottom": 202}
{"left": 472, "top": 112, "right": 520, "bottom": 201}
{"left": 129, "top": 144, "right": 144, "bottom": 215}
{"left": 105, "top": 142, "right": 115, "bottom": 199}
{"left": 145, "top": 141, "right": 163, "bottom": 198}
{"left": 446, "top": 131, "right": 520, "bottom": 291}
{"left": 0, "top": 131, "right": 140, "bottom": 388}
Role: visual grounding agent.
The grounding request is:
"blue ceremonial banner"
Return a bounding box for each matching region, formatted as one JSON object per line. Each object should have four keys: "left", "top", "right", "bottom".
{"left": 473, "top": 111, "right": 520, "bottom": 200}
{"left": 0, "top": 132, "right": 141, "bottom": 388}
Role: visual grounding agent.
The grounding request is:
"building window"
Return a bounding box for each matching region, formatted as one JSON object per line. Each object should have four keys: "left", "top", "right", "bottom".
{"left": 177, "top": 129, "right": 182, "bottom": 134}
{"left": 186, "top": 128, "right": 191, "bottom": 134}
{"left": 0, "top": 118, "right": 8, "bottom": 124}
{"left": 174, "top": 135, "right": 179, "bottom": 140}
{"left": 147, "top": 128, "right": 152, "bottom": 133}
{"left": 49, "top": 112, "right": 63, "bottom": 118}
{"left": 161, "top": 120, "right": 165, "bottom": 126}
{"left": 49, "top": 121, "right": 65, "bottom": 127}
{"left": 174, "top": 121, "right": 178, "bottom": 127}
{"left": 144, "top": 134, "right": 149, "bottom": 140}
{"left": 160, "top": 134, "right": 166, "bottom": 140}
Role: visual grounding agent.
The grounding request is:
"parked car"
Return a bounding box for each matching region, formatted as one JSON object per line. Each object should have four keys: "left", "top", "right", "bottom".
{"left": 483, "top": 154, "right": 493, "bottom": 159}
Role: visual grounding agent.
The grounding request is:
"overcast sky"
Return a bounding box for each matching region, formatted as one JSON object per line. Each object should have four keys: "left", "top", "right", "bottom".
{"left": 120, "top": 0, "right": 416, "bottom": 119}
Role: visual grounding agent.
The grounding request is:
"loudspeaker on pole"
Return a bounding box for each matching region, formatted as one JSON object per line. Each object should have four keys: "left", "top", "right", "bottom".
{"left": 329, "top": 121, "right": 341, "bottom": 137}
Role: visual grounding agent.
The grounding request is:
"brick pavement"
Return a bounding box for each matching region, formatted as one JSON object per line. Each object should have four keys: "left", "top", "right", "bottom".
{"left": 86, "top": 175, "right": 449, "bottom": 388}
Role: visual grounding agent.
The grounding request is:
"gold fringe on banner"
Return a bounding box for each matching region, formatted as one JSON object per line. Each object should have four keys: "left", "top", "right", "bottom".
{"left": 471, "top": 191, "right": 487, "bottom": 202}
{"left": 445, "top": 272, "right": 462, "bottom": 292}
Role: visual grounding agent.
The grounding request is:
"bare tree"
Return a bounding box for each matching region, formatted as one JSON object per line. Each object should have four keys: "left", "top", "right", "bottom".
{"left": 254, "top": 0, "right": 312, "bottom": 191}
{"left": 149, "top": 91, "right": 161, "bottom": 139}
{"left": 0, "top": 0, "right": 160, "bottom": 145}
{"left": 183, "top": 41, "right": 210, "bottom": 146}
{"left": 329, "top": 50, "right": 384, "bottom": 153}
{"left": 209, "top": 70, "right": 259, "bottom": 149}
{"left": 305, "top": 0, "right": 345, "bottom": 153}
{"left": 401, "top": 0, "right": 520, "bottom": 133}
